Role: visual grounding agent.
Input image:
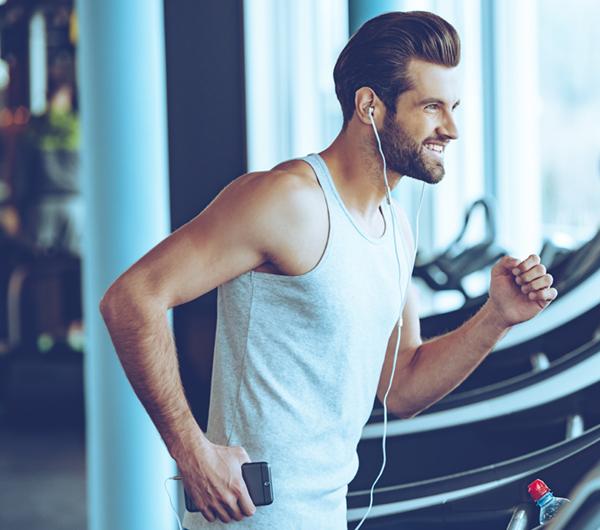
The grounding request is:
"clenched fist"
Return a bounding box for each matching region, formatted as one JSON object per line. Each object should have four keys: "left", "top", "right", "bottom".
{"left": 487, "top": 254, "right": 558, "bottom": 328}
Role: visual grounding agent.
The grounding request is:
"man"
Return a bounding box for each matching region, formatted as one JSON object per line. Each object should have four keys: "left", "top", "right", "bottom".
{"left": 100, "top": 11, "right": 557, "bottom": 529}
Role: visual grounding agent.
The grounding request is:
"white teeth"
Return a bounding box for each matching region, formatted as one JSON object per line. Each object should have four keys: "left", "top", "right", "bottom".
{"left": 425, "top": 144, "right": 444, "bottom": 154}
{"left": 425, "top": 143, "right": 443, "bottom": 153}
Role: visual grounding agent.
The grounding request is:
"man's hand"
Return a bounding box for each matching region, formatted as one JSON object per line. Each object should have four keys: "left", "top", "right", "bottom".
{"left": 177, "top": 439, "right": 256, "bottom": 523}
{"left": 488, "top": 254, "right": 558, "bottom": 328}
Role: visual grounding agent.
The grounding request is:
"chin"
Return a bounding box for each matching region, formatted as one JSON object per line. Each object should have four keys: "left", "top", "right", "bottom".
{"left": 423, "top": 160, "right": 445, "bottom": 184}
{"left": 428, "top": 169, "right": 445, "bottom": 184}
{"left": 407, "top": 164, "right": 445, "bottom": 185}
{"left": 387, "top": 156, "right": 445, "bottom": 184}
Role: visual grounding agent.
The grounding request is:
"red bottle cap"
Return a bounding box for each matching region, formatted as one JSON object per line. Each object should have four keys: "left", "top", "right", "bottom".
{"left": 528, "top": 479, "right": 550, "bottom": 501}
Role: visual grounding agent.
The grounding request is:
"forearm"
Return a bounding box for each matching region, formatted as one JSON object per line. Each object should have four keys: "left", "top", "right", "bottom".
{"left": 100, "top": 286, "right": 208, "bottom": 461}
{"left": 399, "top": 300, "right": 510, "bottom": 417}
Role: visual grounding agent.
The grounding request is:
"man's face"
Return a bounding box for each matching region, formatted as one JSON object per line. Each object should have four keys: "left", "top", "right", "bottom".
{"left": 377, "top": 59, "right": 460, "bottom": 184}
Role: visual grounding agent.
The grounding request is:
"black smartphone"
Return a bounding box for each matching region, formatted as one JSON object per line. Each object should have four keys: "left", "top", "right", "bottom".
{"left": 184, "top": 461, "right": 274, "bottom": 512}
{"left": 241, "top": 461, "right": 273, "bottom": 506}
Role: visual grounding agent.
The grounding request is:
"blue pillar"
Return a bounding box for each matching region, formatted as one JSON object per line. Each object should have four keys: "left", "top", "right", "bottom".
{"left": 481, "top": 0, "right": 499, "bottom": 200}
{"left": 75, "top": 1, "right": 176, "bottom": 529}
{"left": 348, "top": 0, "right": 401, "bottom": 33}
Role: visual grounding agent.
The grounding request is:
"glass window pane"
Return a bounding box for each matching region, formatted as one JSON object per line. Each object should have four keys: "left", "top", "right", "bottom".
{"left": 537, "top": 0, "right": 600, "bottom": 243}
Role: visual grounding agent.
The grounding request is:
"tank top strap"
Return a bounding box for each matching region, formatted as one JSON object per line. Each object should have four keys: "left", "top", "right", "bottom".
{"left": 299, "top": 153, "right": 396, "bottom": 246}
{"left": 297, "top": 153, "right": 341, "bottom": 213}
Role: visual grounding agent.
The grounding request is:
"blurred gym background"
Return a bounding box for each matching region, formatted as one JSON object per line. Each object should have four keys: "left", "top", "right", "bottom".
{"left": 0, "top": 1, "right": 598, "bottom": 529}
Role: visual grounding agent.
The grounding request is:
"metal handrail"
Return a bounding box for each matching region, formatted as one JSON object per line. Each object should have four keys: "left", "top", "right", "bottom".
{"left": 506, "top": 505, "right": 530, "bottom": 530}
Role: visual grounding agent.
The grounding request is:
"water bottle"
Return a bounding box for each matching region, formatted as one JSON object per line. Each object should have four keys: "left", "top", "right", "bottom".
{"left": 527, "top": 479, "right": 571, "bottom": 525}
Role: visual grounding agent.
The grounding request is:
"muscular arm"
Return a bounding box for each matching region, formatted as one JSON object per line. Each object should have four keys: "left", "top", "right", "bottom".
{"left": 99, "top": 170, "right": 321, "bottom": 461}
{"left": 100, "top": 167, "right": 327, "bottom": 522}
{"left": 377, "top": 295, "right": 509, "bottom": 419}
{"left": 378, "top": 237, "right": 555, "bottom": 419}
{"left": 100, "top": 288, "right": 200, "bottom": 458}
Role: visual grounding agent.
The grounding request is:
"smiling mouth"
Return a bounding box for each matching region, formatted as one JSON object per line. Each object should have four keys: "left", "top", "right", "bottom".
{"left": 423, "top": 143, "right": 445, "bottom": 156}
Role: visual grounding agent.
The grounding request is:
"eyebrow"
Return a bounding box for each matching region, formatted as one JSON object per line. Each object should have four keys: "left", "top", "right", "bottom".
{"left": 418, "top": 98, "right": 461, "bottom": 109}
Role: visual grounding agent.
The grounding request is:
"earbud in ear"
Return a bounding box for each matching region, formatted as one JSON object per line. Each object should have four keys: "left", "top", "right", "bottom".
{"left": 368, "top": 106, "right": 374, "bottom": 116}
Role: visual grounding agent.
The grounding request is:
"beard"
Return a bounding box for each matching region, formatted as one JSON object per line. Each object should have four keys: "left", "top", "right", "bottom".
{"left": 377, "top": 110, "right": 445, "bottom": 184}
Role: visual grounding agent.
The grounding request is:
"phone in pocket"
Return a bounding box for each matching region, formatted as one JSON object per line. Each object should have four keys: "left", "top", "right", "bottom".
{"left": 184, "top": 461, "right": 273, "bottom": 512}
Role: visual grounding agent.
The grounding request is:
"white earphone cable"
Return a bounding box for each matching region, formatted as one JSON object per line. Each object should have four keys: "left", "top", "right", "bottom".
{"left": 354, "top": 109, "right": 425, "bottom": 529}
{"left": 164, "top": 476, "right": 184, "bottom": 530}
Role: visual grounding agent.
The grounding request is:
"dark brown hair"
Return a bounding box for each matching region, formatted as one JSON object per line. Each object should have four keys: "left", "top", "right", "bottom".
{"left": 333, "top": 11, "right": 461, "bottom": 128}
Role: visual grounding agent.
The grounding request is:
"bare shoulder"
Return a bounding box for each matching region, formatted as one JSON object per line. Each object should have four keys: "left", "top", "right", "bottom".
{"left": 200, "top": 157, "right": 327, "bottom": 275}
{"left": 267, "top": 157, "right": 323, "bottom": 198}
{"left": 260, "top": 157, "right": 322, "bottom": 202}
{"left": 247, "top": 158, "right": 328, "bottom": 275}
{"left": 200, "top": 160, "right": 327, "bottom": 270}
{"left": 228, "top": 158, "right": 323, "bottom": 228}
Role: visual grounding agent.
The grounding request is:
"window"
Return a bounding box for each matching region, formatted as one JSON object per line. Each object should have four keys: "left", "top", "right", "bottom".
{"left": 243, "top": 0, "right": 348, "bottom": 171}
{"left": 536, "top": 0, "right": 600, "bottom": 243}
{"left": 494, "top": 0, "right": 600, "bottom": 258}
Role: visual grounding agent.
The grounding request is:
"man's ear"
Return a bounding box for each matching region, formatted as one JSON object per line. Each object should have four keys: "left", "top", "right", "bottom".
{"left": 354, "top": 87, "right": 381, "bottom": 125}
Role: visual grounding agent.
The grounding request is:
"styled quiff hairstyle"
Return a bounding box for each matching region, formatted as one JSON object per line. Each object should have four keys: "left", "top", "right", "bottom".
{"left": 333, "top": 11, "right": 460, "bottom": 128}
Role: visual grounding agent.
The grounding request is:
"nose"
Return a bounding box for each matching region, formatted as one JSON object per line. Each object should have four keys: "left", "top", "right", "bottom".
{"left": 437, "top": 111, "right": 459, "bottom": 140}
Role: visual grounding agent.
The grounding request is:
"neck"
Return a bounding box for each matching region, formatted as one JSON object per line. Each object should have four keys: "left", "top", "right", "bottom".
{"left": 318, "top": 125, "right": 402, "bottom": 220}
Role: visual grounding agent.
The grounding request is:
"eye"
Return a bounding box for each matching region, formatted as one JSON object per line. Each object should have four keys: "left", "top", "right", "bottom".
{"left": 424, "top": 103, "right": 439, "bottom": 111}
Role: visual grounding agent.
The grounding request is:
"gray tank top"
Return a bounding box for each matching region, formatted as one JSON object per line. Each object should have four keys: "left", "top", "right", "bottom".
{"left": 183, "top": 153, "right": 412, "bottom": 529}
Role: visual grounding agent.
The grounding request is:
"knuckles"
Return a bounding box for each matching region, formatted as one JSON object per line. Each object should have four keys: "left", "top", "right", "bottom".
{"left": 520, "top": 264, "right": 547, "bottom": 282}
